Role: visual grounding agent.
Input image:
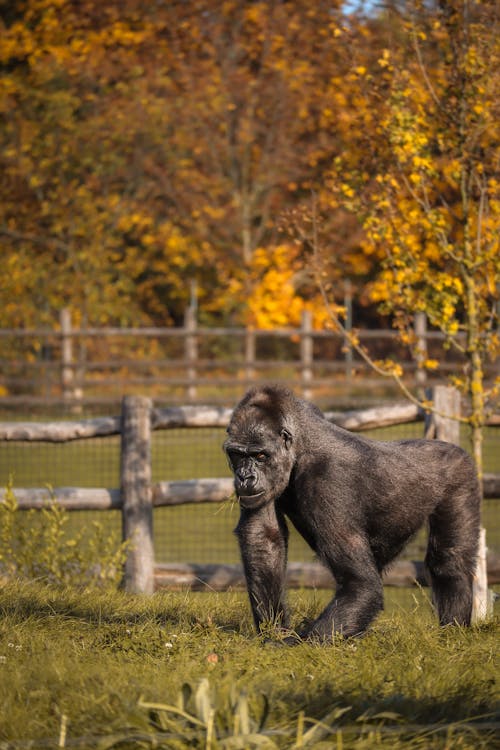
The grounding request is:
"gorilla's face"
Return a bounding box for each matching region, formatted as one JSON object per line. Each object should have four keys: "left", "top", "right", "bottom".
{"left": 224, "top": 421, "right": 295, "bottom": 510}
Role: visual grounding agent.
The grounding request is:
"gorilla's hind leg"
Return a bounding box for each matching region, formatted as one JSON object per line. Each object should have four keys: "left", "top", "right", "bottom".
{"left": 425, "top": 489, "right": 480, "bottom": 626}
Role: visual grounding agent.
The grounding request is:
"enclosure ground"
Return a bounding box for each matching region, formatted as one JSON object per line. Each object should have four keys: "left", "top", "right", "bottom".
{"left": 0, "top": 581, "right": 498, "bottom": 749}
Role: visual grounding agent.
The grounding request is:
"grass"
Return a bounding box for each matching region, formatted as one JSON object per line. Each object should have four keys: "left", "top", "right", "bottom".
{"left": 0, "top": 580, "right": 498, "bottom": 749}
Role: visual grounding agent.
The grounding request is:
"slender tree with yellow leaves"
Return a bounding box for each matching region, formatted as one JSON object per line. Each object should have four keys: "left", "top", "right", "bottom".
{"left": 328, "top": 0, "right": 499, "bottom": 481}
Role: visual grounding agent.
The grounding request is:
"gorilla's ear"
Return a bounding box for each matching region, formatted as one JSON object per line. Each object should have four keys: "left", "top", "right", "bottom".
{"left": 280, "top": 428, "right": 293, "bottom": 449}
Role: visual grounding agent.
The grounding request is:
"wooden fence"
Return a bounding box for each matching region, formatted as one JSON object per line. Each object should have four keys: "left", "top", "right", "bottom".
{"left": 1, "top": 389, "right": 499, "bottom": 596}
{"left": 2, "top": 309, "right": 499, "bottom": 407}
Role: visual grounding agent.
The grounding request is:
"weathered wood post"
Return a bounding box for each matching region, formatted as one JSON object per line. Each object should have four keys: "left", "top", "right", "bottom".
{"left": 300, "top": 309, "right": 313, "bottom": 401}
{"left": 426, "top": 385, "right": 490, "bottom": 620}
{"left": 414, "top": 312, "right": 428, "bottom": 395}
{"left": 60, "top": 308, "right": 75, "bottom": 403}
{"left": 473, "top": 527, "right": 491, "bottom": 621}
{"left": 60, "top": 308, "right": 83, "bottom": 410}
{"left": 184, "top": 306, "right": 197, "bottom": 401}
{"left": 121, "top": 395, "right": 154, "bottom": 594}
{"left": 344, "top": 279, "right": 354, "bottom": 379}
{"left": 426, "top": 384, "right": 460, "bottom": 443}
{"left": 245, "top": 327, "right": 256, "bottom": 385}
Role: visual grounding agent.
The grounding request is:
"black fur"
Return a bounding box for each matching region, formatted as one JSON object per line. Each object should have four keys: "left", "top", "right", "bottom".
{"left": 224, "top": 385, "right": 480, "bottom": 641}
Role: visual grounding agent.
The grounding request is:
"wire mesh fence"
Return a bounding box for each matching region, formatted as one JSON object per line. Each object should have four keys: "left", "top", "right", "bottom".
{"left": 1, "top": 411, "right": 499, "bottom": 567}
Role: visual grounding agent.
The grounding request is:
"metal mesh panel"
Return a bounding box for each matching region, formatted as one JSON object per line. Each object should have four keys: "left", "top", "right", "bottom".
{"left": 0, "top": 436, "right": 120, "bottom": 489}
{"left": 151, "top": 420, "right": 500, "bottom": 564}
{"left": 151, "top": 427, "right": 237, "bottom": 563}
{"left": 0, "top": 413, "right": 499, "bottom": 565}
{"left": 0, "top": 430, "right": 122, "bottom": 541}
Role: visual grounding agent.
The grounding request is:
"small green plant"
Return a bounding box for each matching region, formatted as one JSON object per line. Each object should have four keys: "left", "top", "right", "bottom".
{"left": 0, "top": 477, "right": 127, "bottom": 588}
{"left": 137, "top": 679, "right": 280, "bottom": 749}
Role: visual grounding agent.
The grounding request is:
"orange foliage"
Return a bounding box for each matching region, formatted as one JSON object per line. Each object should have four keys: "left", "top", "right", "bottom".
{"left": 2, "top": 0, "right": 496, "bottom": 359}
{"left": 245, "top": 245, "right": 329, "bottom": 329}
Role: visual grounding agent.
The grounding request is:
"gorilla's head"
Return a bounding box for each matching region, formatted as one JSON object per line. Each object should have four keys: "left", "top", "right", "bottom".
{"left": 223, "top": 386, "right": 296, "bottom": 509}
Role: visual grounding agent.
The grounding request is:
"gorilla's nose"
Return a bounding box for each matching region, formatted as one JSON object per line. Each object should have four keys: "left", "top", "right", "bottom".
{"left": 236, "top": 472, "right": 258, "bottom": 494}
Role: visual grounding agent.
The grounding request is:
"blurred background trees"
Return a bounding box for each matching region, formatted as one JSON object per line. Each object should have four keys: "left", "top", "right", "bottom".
{"left": 1, "top": 0, "right": 498, "bottom": 350}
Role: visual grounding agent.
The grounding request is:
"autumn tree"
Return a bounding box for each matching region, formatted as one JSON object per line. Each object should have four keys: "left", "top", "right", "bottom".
{"left": 1, "top": 0, "right": 374, "bottom": 329}
{"left": 0, "top": 0, "right": 198, "bottom": 327}
{"left": 326, "top": 0, "right": 500, "bottom": 477}
{"left": 143, "top": 0, "right": 360, "bottom": 323}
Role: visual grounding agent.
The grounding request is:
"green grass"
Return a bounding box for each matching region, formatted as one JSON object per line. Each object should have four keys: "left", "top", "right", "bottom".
{"left": 0, "top": 580, "right": 498, "bottom": 749}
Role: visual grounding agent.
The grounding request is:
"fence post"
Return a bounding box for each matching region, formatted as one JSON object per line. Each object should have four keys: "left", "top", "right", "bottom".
{"left": 414, "top": 312, "right": 427, "bottom": 394}
{"left": 184, "top": 306, "right": 197, "bottom": 401}
{"left": 426, "top": 384, "right": 460, "bottom": 443}
{"left": 300, "top": 309, "right": 313, "bottom": 400}
{"left": 425, "top": 385, "right": 490, "bottom": 621}
{"left": 121, "top": 395, "right": 154, "bottom": 594}
{"left": 473, "top": 528, "right": 492, "bottom": 621}
{"left": 60, "top": 308, "right": 75, "bottom": 403}
{"left": 245, "top": 327, "right": 255, "bottom": 384}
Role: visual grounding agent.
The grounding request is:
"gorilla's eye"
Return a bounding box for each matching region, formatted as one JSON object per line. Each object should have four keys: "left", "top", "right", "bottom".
{"left": 255, "top": 452, "right": 268, "bottom": 462}
{"left": 227, "top": 450, "right": 241, "bottom": 467}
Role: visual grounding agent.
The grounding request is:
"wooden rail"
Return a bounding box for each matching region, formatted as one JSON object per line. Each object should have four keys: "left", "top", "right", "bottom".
{"left": 6, "top": 474, "right": 500, "bottom": 509}
{"left": 0, "top": 403, "right": 419, "bottom": 441}
{"left": 154, "top": 556, "right": 500, "bottom": 591}
{"left": 2, "top": 402, "right": 499, "bottom": 442}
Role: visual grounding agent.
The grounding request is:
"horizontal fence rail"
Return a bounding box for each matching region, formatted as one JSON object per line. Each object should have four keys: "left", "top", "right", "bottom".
{"left": 6, "top": 474, "right": 500, "bottom": 509}
{"left": 1, "top": 390, "right": 499, "bottom": 595}
{"left": 2, "top": 403, "right": 500, "bottom": 443}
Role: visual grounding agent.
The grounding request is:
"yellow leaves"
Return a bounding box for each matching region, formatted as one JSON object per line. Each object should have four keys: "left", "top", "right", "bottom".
{"left": 377, "top": 49, "right": 391, "bottom": 68}
{"left": 246, "top": 245, "right": 328, "bottom": 329}
{"left": 374, "top": 359, "right": 403, "bottom": 378}
{"left": 442, "top": 159, "right": 461, "bottom": 188}
{"left": 244, "top": 3, "right": 265, "bottom": 25}
{"left": 117, "top": 212, "right": 153, "bottom": 234}
{"left": 202, "top": 205, "right": 226, "bottom": 220}
{"left": 0, "top": 22, "right": 36, "bottom": 64}
{"left": 423, "top": 359, "right": 439, "bottom": 371}
{"left": 470, "top": 379, "right": 483, "bottom": 396}
{"left": 1, "top": 0, "right": 497, "bottom": 340}
{"left": 340, "top": 184, "right": 355, "bottom": 198}
{"left": 411, "top": 155, "right": 431, "bottom": 170}
{"left": 28, "top": 174, "right": 43, "bottom": 189}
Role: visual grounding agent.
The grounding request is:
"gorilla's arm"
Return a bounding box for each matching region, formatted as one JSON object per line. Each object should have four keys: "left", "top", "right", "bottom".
{"left": 235, "top": 503, "right": 290, "bottom": 631}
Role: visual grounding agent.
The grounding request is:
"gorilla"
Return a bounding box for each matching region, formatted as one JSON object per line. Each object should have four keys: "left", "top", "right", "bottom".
{"left": 224, "top": 385, "right": 480, "bottom": 642}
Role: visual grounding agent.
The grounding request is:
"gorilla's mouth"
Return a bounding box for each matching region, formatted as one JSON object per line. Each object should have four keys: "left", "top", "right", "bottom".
{"left": 237, "top": 491, "right": 265, "bottom": 507}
